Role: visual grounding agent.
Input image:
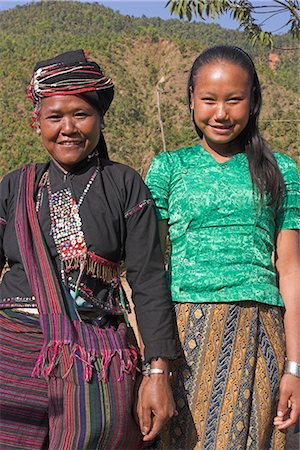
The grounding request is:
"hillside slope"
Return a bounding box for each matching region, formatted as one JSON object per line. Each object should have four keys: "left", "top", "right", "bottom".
{"left": 1, "top": 1, "right": 298, "bottom": 178}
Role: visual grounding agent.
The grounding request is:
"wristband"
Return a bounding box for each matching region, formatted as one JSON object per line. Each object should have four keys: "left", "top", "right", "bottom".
{"left": 142, "top": 363, "right": 164, "bottom": 376}
{"left": 284, "top": 360, "right": 300, "bottom": 378}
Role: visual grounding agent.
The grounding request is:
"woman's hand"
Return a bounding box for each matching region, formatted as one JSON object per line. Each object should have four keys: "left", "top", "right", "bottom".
{"left": 273, "top": 373, "right": 300, "bottom": 430}
{"left": 137, "top": 359, "right": 177, "bottom": 442}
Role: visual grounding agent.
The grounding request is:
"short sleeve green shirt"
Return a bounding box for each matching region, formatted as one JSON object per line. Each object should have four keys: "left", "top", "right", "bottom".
{"left": 146, "top": 144, "right": 300, "bottom": 306}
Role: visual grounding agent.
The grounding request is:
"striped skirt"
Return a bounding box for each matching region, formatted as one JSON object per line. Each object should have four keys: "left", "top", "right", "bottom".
{"left": 159, "top": 302, "right": 286, "bottom": 450}
{"left": 0, "top": 309, "right": 143, "bottom": 450}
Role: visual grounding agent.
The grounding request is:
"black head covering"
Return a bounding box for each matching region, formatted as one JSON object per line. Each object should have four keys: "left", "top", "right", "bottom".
{"left": 29, "top": 49, "right": 114, "bottom": 159}
{"left": 30, "top": 49, "right": 114, "bottom": 116}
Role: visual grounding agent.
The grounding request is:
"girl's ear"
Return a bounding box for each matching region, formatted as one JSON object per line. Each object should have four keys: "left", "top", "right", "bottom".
{"left": 250, "top": 86, "right": 256, "bottom": 114}
{"left": 190, "top": 87, "right": 194, "bottom": 110}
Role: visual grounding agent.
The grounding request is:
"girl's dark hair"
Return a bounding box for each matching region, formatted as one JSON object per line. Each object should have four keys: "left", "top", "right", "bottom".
{"left": 188, "top": 45, "right": 283, "bottom": 205}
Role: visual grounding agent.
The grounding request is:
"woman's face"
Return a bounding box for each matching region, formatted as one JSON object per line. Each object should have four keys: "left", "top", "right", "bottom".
{"left": 38, "top": 95, "right": 103, "bottom": 171}
{"left": 191, "top": 61, "right": 252, "bottom": 153}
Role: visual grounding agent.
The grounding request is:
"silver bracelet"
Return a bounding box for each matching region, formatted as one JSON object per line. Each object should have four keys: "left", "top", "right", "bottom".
{"left": 284, "top": 360, "right": 300, "bottom": 378}
{"left": 142, "top": 363, "right": 164, "bottom": 376}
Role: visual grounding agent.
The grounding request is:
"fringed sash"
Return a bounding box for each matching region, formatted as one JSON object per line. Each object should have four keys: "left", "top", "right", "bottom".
{"left": 15, "top": 164, "right": 137, "bottom": 382}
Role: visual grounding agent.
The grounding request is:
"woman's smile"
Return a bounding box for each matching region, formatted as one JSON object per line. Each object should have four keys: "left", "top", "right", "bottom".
{"left": 38, "top": 95, "right": 103, "bottom": 171}
{"left": 58, "top": 140, "right": 84, "bottom": 146}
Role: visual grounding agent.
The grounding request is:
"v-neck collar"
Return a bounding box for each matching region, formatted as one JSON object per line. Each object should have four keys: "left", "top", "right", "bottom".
{"left": 49, "top": 152, "right": 100, "bottom": 180}
{"left": 196, "top": 143, "right": 245, "bottom": 166}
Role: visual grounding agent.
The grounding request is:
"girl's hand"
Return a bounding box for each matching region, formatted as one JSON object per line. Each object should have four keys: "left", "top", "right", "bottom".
{"left": 273, "top": 373, "right": 300, "bottom": 430}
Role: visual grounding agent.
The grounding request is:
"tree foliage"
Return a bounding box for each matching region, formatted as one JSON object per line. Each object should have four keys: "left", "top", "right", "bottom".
{"left": 166, "top": 0, "right": 300, "bottom": 47}
{"left": 0, "top": 1, "right": 299, "bottom": 179}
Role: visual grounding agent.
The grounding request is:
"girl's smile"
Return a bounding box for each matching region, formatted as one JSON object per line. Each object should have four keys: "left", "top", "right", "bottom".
{"left": 191, "top": 61, "right": 252, "bottom": 156}
{"left": 208, "top": 124, "right": 234, "bottom": 133}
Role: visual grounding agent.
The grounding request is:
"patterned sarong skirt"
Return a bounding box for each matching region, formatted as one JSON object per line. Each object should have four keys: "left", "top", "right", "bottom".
{"left": 159, "top": 302, "right": 286, "bottom": 450}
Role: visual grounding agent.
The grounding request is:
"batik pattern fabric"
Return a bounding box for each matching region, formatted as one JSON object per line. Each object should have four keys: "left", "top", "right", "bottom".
{"left": 0, "top": 309, "right": 142, "bottom": 450}
{"left": 158, "top": 302, "right": 286, "bottom": 450}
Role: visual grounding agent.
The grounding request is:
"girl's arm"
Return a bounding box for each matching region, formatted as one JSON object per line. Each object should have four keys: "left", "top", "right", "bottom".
{"left": 273, "top": 229, "right": 300, "bottom": 430}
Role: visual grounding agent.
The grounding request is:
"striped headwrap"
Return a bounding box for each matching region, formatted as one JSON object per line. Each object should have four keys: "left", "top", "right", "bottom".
{"left": 28, "top": 49, "right": 114, "bottom": 126}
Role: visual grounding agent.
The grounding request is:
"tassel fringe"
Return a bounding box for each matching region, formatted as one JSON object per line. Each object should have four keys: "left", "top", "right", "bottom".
{"left": 31, "top": 321, "right": 138, "bottom": 383}
{"left": 63, "top": 251, "right": 120, "bottom": 282}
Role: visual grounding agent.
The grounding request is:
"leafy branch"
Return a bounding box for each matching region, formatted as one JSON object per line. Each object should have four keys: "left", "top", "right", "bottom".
{"left": 166, "top": 0, "right": 300, "bottom": 47}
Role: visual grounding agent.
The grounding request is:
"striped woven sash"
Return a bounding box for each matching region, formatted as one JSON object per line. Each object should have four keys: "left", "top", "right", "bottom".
{"left": 15, "top": 164, "right": 137, "bottom": 382}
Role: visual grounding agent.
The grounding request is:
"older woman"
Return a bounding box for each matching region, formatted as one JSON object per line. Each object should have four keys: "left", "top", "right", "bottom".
{"left": 0, "top": 49, "right": 176, "bottom": 449}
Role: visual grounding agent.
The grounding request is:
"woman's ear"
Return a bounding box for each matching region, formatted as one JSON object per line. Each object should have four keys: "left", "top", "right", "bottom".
{"left": 97, "top": 112, "right": 105, "bottom": 130}
{"left": 35, "top": 109, "right": 41, "bottom": 134}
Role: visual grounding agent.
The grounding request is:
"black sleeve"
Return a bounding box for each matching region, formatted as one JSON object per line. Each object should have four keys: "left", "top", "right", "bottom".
{"left": 123, "top": 169, "right": 177, "bottom": 362}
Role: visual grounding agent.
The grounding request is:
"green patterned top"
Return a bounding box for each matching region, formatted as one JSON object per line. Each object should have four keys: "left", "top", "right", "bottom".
{"left": 146, "top": 144, "right": 300, "bottom": 306}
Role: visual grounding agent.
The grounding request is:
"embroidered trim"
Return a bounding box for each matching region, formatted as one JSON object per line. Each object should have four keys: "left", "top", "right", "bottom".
{"left": 124, "top": 199, "right": 153, "bottom": 219}
{"left": 0, "top": 218, "right": 7, "bottom": 225}
{"left": 67, "top": 276, "right": 130, "bottom": 316}
{"left": 67, "top": 282, "right": 110, "bottom": 311}
{"left": 86, "top": 252, "right": 121, "bottom": 281}
{"left": 63, "top": 251, "right": 121, "bottom": 281}
{"left": 35, "top": 172, "right": 48, "bottom": 213}
{"left": 0, "top": 296, "right": 36, "bottom": 308}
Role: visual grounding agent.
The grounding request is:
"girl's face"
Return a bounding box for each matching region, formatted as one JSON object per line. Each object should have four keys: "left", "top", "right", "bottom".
{"left": 191, "top": 61, "right": 252, "bottom": 153}
{"left": 38, "top": 95, "right": 103, "bottom": 171}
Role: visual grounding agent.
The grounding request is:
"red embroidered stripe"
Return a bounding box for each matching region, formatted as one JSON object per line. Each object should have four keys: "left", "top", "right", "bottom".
{"left": 124, "top": 199, "right": 153, "bottom": 219}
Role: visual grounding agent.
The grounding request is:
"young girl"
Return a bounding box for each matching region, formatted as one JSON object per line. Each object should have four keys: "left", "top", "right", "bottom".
{"left": 146, "top": 45, "right": 300, "bottom": 449}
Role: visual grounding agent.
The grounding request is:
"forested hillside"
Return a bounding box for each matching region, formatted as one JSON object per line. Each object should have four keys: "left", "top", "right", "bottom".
{"left": 1, "top": 1, "right": 299, "bottom": 178}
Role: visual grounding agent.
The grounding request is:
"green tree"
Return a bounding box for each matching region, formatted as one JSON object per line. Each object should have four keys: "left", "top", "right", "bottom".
{"left": 166, "top": 0, "right": 300, "bottom": 46}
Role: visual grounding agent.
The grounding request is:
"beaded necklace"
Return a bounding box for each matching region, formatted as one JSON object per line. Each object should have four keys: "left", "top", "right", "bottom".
{"left": 46, "top": 157, "right": 100, "bottom": 283}
{"left": 33, "top": 159, "right": 130, "bottom": 321}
